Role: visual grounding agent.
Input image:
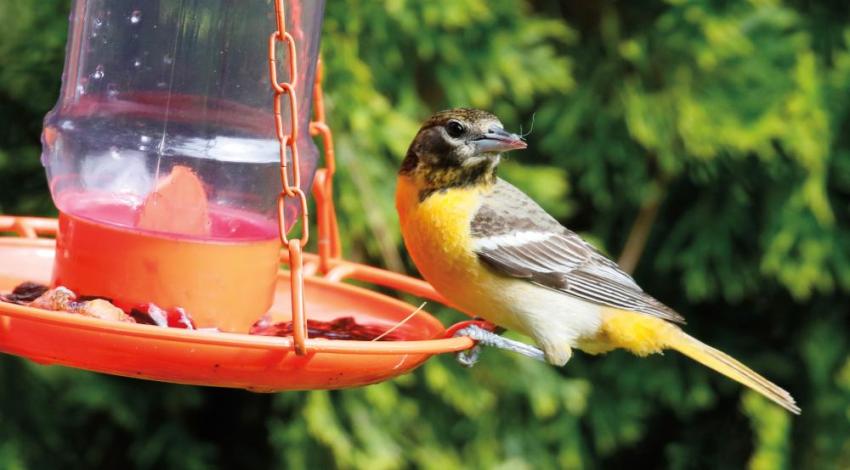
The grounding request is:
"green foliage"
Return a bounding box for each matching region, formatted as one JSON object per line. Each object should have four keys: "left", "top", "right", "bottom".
{"left": 2, "top": 0, "right": 850, "bottom": 468}
{"left": 0, "top": 0, "right": 66, "bottom": 215}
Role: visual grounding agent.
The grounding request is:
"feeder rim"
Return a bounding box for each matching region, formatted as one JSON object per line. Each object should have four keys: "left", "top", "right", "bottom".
{"left": 0, "top": 215, "right": 478, "bottom": 356}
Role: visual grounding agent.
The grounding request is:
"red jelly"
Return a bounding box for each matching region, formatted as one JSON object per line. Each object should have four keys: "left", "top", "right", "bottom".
{"left": 250, "top": 316, "right": 403, "bottom": 341}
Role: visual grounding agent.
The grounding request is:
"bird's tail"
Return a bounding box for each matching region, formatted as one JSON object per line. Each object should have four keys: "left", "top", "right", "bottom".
{"left": 667, "top": 332, "right": 800, "bottom": 414}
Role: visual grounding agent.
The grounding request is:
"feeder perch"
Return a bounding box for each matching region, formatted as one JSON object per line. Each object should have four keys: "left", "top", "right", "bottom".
{"left": 0, "top": 0, "right": 478, "bottom": 390}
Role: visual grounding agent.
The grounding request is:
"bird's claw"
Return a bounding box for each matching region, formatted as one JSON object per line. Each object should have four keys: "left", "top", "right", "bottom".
{"left": 453, "top": 324, "right": 546, "bottom": 367}
{"left": 456, "top": 344, "right": 482, "bottom": 368}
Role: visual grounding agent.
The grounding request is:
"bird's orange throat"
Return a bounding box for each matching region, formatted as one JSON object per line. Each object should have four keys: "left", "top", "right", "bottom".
{"left": 398, "top": 149, "right": 498, "bottom": 203}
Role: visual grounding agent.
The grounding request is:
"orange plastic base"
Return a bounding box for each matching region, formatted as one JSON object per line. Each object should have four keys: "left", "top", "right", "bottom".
{"left": 0, "top": 217, "right": 475, "bottom": 391}
{"left": 54, "top": 210, "right": 280, "bottom": 333}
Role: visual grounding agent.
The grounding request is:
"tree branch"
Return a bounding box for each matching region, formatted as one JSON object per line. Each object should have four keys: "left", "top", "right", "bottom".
{"left": 618, "top": 185, "right": 666, "bottom": 274}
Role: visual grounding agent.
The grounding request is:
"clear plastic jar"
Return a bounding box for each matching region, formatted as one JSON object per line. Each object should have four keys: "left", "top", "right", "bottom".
{"left": 41, "top": 0, "right": 325, "bottom": 332}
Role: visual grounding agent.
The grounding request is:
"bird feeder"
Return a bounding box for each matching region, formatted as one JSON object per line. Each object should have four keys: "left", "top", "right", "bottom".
{"left": 0, "top": 0, "right": 479, "bottom": 390}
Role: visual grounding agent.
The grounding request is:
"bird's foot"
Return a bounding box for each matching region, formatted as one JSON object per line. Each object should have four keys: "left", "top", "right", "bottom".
{"left": 453, "top": 324, "right": 546, "bottom": 367}
{"left": 456, "top": 343, "right": 482, "bottom": 367}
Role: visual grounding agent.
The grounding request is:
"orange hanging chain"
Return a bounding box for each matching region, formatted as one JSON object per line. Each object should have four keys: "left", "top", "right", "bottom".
{"left": 269, "top": 0, "right": 307, "bottom": 354}
{"left": 309, "top": 60, "right": 342, "bottom": 271}
{"left": 269, "top": 0, "right": 308, "bottom": 248}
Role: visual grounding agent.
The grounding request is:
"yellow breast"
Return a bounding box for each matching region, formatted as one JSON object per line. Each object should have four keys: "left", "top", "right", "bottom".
{"left": 395, "top": 176, "right": 483, "bottom": 287}
{"left": 396, "top": 175, "right": 544, "bottom": 337}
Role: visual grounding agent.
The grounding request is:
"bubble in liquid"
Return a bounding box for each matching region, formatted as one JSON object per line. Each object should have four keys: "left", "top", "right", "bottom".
{"left": 226, "top": 218, "right": 240, "bottom": 235}
{"left": 92, "top": 65, "right": 105, "bottom": 80}
{"left": 133, "top": 58, "right": 142, "bottom": 68}
{"left": 93, "top": 18, "right": 103, "bottom": 28}
{"left": 60, "top": 120, "right": 75, "bottom": 130}
{"left": 163, "top": 55, "right": 174, "bottom": 65}
{"left": 156, "top": 81, "right": 167, "bottom": 88}
{"left": 109, "top": 146, "right": 120, "bottom": 159}
{"left": 76, "top": 77, "right": 89, "bottom": 95}
{"left": 106, "top": 83, "right": 119, "bottom": 98}
{"left": 139, "top": 136, "right": 152, "bottom": 151}
{"left": 130, "top": 10, "right": 141, "bottom": 24}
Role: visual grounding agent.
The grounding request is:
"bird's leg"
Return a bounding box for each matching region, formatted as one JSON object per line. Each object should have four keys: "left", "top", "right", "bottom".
{"left": 454, "top": 324, "right": 546, "bottom": 367}
{"left": 472, "top": 317, "right": 506, "bottom": 335}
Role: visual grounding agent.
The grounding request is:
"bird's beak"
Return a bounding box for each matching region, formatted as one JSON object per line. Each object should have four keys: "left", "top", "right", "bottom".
{"left": 474, "top": 127, "right": 527, "bottom": 153}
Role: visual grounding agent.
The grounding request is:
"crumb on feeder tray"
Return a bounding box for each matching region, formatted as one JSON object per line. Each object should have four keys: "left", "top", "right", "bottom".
{"left": 20, "top": 285, "right": 134, "bottom": 323}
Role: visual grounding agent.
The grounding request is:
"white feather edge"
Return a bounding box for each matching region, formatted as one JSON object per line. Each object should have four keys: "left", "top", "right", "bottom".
{"left": 472, "top": 231, "right": 555, "bottom": 251}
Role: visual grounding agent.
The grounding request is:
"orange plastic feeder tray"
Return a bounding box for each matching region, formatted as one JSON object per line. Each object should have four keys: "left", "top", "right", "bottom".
{"left": 0, "top": 216, "right": 475, "bottom": 391}
{"left": 1, "top": 1, "right": 480, "bottom": 391}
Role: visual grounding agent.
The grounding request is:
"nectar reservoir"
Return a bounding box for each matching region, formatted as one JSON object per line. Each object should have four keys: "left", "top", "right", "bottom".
{"left": 41, "top": 0, "right": 326, "bottom": 331}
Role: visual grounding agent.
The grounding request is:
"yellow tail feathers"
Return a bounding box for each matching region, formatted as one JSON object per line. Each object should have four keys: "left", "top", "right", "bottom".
{"left": 595, "top": 310, "right": 800, "bottom": 414}
{"left": 667, "top": 332, "right": 800, "bottom": 414}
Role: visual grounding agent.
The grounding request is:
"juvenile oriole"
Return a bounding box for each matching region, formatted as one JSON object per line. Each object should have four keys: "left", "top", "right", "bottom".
{"left": 396, "top": 108, "right": 799, "bottom": 414}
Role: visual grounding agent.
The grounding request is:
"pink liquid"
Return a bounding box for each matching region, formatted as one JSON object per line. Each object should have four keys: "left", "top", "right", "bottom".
{"left": 60, "top": 193, "right": 279, "bottom": 242}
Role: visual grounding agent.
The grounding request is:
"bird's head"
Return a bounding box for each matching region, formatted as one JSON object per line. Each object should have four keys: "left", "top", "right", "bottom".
{"left": 400, "top": 108, "right": 526, "bottom": 192}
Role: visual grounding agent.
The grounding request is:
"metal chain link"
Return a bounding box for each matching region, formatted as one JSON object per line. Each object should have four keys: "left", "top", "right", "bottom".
{"left": 269, "top": 0, "right": 308, "bottom": 248}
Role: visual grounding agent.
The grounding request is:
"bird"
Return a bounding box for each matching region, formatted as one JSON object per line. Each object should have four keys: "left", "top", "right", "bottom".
{"left": 395, "top": 108, "right": 800, "bottom": 414}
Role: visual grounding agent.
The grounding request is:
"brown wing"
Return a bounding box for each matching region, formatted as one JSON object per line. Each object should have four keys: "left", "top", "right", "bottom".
{"left": 471, "top": 179, "right": 684, "bottom": 324}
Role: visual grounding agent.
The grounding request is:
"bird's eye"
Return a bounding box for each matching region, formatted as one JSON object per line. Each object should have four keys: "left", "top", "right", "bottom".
{"left": 445, "top": 120, "right": 466, "bottom": 138}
